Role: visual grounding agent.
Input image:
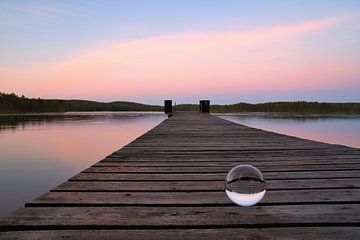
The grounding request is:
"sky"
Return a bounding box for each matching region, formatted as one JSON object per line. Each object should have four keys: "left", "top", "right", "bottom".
{"left": 0, "top": 0, "right": 360, "bottom": 104}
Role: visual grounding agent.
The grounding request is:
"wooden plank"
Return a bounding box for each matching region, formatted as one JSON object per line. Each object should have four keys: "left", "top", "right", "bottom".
{"left": 110, "top": 150, "right": 360, "bottom": 159}
{"left": 1, "top": 227, "right": 359, "bottom": 240}
{"left": 84, "top": 164, "right": 360, "bottom": 173}
{"left": 96, "top": 158, "right": 360, "bottom": 166}
{"left": 1, "top": 204, "right": 359, "bottom": 229}
{"left": 53, "top": 178, "right": 360, "bottom": 191}
{"left": 113, "top": 148, "right": 360, "bottom": 155}
{"left": 70, "top": 170, "right": 360, "bottom": 181}
{"left": 150, "top": 144, "right": 341, "bottom": 149}
{"left": 26, "top": 189, "right": 360, "bottom": 206}
{"left": 103, "top": 155, "right": 360, "bottom": 162}
{"left": 107, "top": 152, "right": 360, "bottom": 157}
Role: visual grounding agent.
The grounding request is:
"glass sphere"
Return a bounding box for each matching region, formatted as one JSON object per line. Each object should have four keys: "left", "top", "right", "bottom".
{"left": 225, "top": 164, "right": 266, "bottom": 207}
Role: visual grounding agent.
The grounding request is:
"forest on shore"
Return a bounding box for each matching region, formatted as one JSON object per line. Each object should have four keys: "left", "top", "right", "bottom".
{"left": 0, "top": 92, "right": 162, "bottom": 113}
{"left": 175, "top": 102, "right": 360, "bottom": 113}
{"left": 1, "top": 92, "right": 360, "bottom": 113}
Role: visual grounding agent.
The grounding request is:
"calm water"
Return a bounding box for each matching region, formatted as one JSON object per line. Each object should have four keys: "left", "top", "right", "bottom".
{"left": 0, "top": 112, "right": 166, "bottom": 218}
{"left": 216, "top": 113, "right": 360, "bottom": 148}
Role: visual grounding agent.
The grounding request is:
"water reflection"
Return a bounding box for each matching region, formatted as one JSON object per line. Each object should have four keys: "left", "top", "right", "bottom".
{"left": 0, "top": 112, "right": 166, "bottom": 218}
{"left": 216, "top": 112, "right": 360, "bottom": 148}
{"left": 0, "top": 112, "right": 164, "bottom": 132}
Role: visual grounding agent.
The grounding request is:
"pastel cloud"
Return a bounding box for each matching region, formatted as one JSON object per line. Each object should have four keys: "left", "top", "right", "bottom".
{"left": 1, "top": 14, "right": 359, "bottom": 102}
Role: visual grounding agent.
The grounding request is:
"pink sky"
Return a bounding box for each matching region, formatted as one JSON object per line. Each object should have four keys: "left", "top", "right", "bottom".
{"left": 1, "top": 14, "right": 359, "bottom": 104}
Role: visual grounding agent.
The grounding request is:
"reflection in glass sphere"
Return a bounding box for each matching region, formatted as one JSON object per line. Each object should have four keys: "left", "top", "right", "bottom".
{"left": 225, "top": 164, "right": 266, "bottom": 207}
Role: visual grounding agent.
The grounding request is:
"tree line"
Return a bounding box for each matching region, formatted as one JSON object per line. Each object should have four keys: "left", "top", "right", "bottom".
{"left": 0, "top": 92, "right": 162, "bottom": 113}
{"left": 174, "top": 102, "right": 360, "bottom": 113}
{"left": 1, "top": 92, "right": 359, "bottom": 113}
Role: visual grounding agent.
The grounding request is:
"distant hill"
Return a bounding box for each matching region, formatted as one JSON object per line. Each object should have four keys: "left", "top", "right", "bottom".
{"left": 174, "top": 102, "right": 360, "bottom": 114}
{"left": 0, "top": 92, "right": 162, "bottom": 113}
{"left": 212, "top": 102, "right": 360, "bottom": 113}
{"left": 1, "top": 92, "right": 360, "bottom": 114}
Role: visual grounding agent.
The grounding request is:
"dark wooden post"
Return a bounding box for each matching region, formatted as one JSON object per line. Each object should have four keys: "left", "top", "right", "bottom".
{"left": 164, "top": 100, "right": 172, "bottom": 114}
{"left": 199, "top": 100, "right": 210, "bottom": 113}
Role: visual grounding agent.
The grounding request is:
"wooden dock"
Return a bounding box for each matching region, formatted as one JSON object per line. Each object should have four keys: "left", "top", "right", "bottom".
{"left": 1, "top": 112, "right": 360, "bottom": 239}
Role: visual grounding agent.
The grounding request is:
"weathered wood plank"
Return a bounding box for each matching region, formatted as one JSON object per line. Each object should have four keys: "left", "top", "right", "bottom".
{"left": 71, "top": 170, "right": 360, "bottom": 181}
{"left": 1, "top": 204, "right": 359, "bottom": 229}
{"left": 103, "top": 155, "right": 360, "bottom": 161}
{"left": 96, "top": 158, "right": 360, "bottom": 166}
{"left": 109, "top": 150, "right": 360, "bottom": 159}
{"left": 84, "top": 164, "right": 360, "bottom": 173}
{"left": 54, "top": 178, "right": 360, "bottom": 191}
{"left": 1, "top": 227, "right": 359, "bottom": 240}
{"left": 26, "top": 189, "right": 360, "bottom": 206}
{"left": 113, "top": 149, "right": 360, "bottom": 155}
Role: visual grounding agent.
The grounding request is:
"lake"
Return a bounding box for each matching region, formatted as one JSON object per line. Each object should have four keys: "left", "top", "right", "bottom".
{"left": 0, "top": 111, "right": 359, "bottom": 218}
{"left": 0, "top": 112, "right": 166, "bottom": 218}
{"left": 215, "top": 112, "right": 360, "bottom": 148}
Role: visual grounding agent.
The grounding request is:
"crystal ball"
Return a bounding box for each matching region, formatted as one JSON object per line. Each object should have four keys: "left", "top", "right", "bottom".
{"left": 225, "top": 164, "right": 266, "bottom": 207}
